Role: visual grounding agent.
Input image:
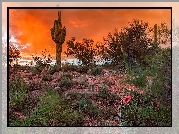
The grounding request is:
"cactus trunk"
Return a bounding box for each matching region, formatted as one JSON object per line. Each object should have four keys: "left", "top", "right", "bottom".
{"left": 50, "top": 11, "right": 66, "bottom": 67}
{"left": 56, "top": 43, "right": 62, "bottom": 66}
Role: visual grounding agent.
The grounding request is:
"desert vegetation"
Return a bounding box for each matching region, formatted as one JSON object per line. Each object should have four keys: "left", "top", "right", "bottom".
{"left": 9, "top": 19, "right": 171, "bottom": 126}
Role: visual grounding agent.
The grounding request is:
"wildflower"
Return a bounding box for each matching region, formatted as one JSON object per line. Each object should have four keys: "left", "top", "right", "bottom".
{"left": 123, "top": 95, "right": 131, "bottom": 104}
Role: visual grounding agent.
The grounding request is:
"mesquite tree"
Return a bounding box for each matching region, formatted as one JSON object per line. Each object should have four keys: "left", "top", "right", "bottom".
{"left": 65, "top": 38, "right": 97, "bottom": 66}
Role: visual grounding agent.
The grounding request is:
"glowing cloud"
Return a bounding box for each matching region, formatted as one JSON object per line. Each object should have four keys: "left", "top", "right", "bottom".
{"left": 69, "top": 19, "right": 88, "bottom": 28}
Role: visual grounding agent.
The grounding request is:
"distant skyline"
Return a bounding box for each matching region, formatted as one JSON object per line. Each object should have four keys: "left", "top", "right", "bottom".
{"left": 9, "top": 8, "right": 171, "bottom": 60}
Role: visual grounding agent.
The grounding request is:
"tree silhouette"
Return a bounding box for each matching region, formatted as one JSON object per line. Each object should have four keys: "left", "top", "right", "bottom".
{"left": 99, "top": 19, "right": 154, "bottom": 66}
{"left": 31, "top": 49, "right": 52, "bottom": 67}
{"left": 96, "top": 31, "right": 123, "bottom": 65}
{"left": 65, "top": 38, "right": 97, "bottom": 66}
{"left": 9, "top": 44, "right": 21, "bottom": 66}
{"left": 119, "top": 19, "right": 153, "bottom": 66}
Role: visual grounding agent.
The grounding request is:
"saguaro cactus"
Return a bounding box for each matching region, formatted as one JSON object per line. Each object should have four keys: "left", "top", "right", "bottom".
{"left": 50, "top": 11, "right": 66, "bottom": 66}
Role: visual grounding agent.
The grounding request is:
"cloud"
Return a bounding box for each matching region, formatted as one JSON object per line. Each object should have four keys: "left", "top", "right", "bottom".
{"left": 69, "top": 19, "right": 88, "bottom": 28}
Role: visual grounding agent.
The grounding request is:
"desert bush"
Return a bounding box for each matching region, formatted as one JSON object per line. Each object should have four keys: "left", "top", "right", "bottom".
{"left": 30, "top": 67, "right": 40, "bottom": 76}
{"left": 58, "top": 74, "right": 73, "bottom": 88}
{"left": 96, "top": 33, "right": 124, "bottom": 65}
{"left": 97, "top": 20, "right": 153, "bottom": 66}
{"left": 28, "top": 81, "right": 42, "bottom": 91}
{"left": 75, "top": 98, "right": 92, "bottom": 111}
{"left": 9, "top": 114, "right": 27, "bottom": 126}
{"left": 76, "top": 65, "right": 89, "bottom": 73}
{"left": 65, "top": 91, "right": 82, "bottom": 101}
{"left": 31, "top": 49, "right": 52, "bottom": 73}
{"left": 9, "top": 75, "right": 41, "bottom": 126}
{"left": 96, "top": 84, "right": 120, "bottom": 105}
{"left": 48, "top": 64, "right": 61, "bottom": 75}
{"left": 65, "top": 38, "right": 97, "bottom": 66}
{"left": 10, "top": 64, "right": 27, "bottom": 72}
{"left": 125, "top": 74, "right": 147, "bottom": 88}
{"left": 42, "top": 73, "right": 52, "bottom": 81}
{"left": 61, "top": 62, "right": 76, "bottom": 72}
{"left": 87, "top": 103, "right": 103, "bottom": 118}
{"left": 75, "top": 77, "right": 88, "bottom": 88}
{"left": 58, "top": 109, "right": 84, "bottom": 126}
{"left": 24, "top": 89, "right": 84, "bottom": 126}
{"left": 9, "top": 75, "right": 29, "bottom": 110}
{"left": 74, "top": 97, "right": 103, "bottom": 118}
{"left": 96, "top": 84, "right": 110, "bottom": 100}
{"left": 103, "top": 108, "right": 117, "bottom": 119}
{"left": 141, "top": 47, "right": 171, "bottom": 106}
{"left": 61, "top": 73, "right": 73, "bottom": 80}
{"left": 91, "top": 66, "right": 102, "bottom": 76}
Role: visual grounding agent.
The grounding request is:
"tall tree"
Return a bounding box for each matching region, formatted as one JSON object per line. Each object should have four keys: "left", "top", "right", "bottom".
{"left": 120, "top": 19, "right": 153, "bottom": 65}
{"left": 97, "top": 20, "right": 153, "bottom": 66}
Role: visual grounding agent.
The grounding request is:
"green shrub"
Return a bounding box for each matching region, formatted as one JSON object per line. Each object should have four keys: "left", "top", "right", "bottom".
{"left": 9, "top": 75, "right": 42, "bottom": 126}
{"left": 76, "top": 65, "right": 89, "bottom": 73}
{"left": 59, "top": 109, "right": 84, "bottom": 126}
{"left": 74, "top": 97, "right": 102, "bottom": 118}
{"left": 87, "top": 103, "right": 103, "bottom": 118}
{"left": 75, "top": 98, "right": 91, "bottom": 111}
{"left": 28, "top": 81, "right": 42, "bottom": 91}
{"left": 9, "top": 75, "right": 29, "bottom": 110}
{"left": 9, "top": 114, "right": 27, "bottom": 126}
{"left": 42, "top": 73, "right": 52, "bottom": 81}
{"left": 61, "top": 73, "right": 73, "bottom": 80}
{"left": 65, "top": 91, "right": 82, "bottom": 101}
{"left": 31, "top": 49, "right": 52, "bottom": 71}
{"left": 48, "top": 65, "right": 61, "bottom": 75}
{"left": 25, "top": 89, "right": 61, "bottom": 126}
{"left": 96, "top": 84, "right": 110, "bottom": 100}
{"left": 66, "top": 92, "right": 91, "bottom": 103}
{"left": 91, "top": 66, "right": 102, "bottom": 76}
{"left": 61, "top": 62, "right": 76, "bottom": 72}
{"left": 65, "top": 38, "right": 97, "bottom": 66}
{"left": 31, "top": 67, "right": 42, "bottom": 75}
{"left": 104, "top": 108, "right": 117, "bottom": 119}
{"left": 77, "top": 77, "right": 88, "bottom": 87}
{"left": 96, "top": 84, "right": 120, "bottom": 105}
{"left": 25, "top": 89, "right": 84, "bottom": 126}
{"left": 126, "top": 74, "right": 147, "bottom": 88}
{"left": 59, "top": 74, "right": 73, "bottom": 88}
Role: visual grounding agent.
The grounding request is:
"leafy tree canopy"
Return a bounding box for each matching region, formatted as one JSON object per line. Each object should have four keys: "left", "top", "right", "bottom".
{"left": 65, "top": 38, "right": 97, "bottom": 66}
{"left": 9, "top": 44, "right": 21, "bottom": 66}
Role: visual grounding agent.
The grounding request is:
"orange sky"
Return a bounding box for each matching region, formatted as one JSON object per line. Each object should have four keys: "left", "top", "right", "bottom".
{"left": 9, "top": 9, "right": 171, "bottom": 60}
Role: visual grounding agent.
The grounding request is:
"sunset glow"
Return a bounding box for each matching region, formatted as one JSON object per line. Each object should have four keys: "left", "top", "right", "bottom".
{"left": 9, "top": 8, "right": 171, "bottom": 60}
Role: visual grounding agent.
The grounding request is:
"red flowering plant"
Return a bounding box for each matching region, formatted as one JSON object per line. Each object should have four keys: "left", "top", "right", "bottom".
{"left": 118, "top": 94, "right": 132, "bottom": 126}
{"left": 122, "top": 95, "right": 132, "bottom": 105}
{"left": 118, "top": 94, "right": 132, "bottom": 122}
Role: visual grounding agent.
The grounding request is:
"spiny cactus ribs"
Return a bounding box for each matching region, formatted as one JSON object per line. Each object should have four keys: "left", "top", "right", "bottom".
{"left": 50, "top": 11, "right": 66, "bottom": 66}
